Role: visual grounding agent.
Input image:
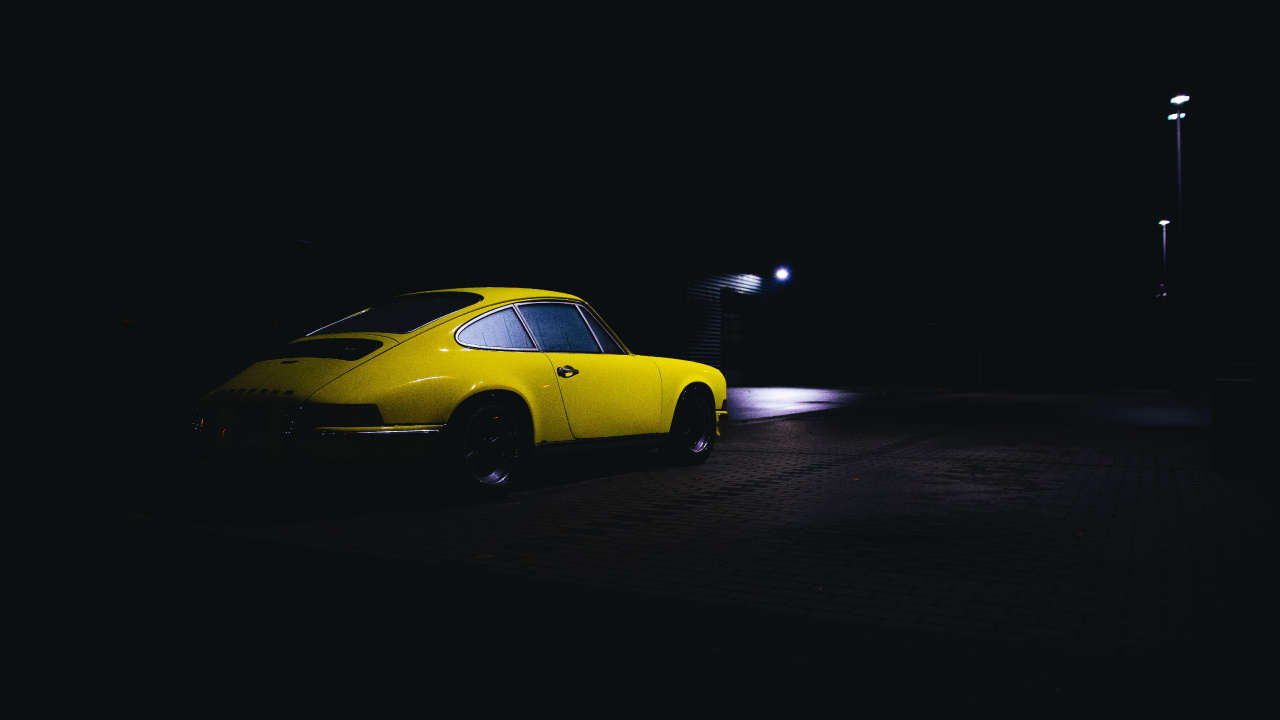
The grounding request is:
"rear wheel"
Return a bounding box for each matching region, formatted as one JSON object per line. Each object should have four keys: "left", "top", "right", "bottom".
{"left": 661, "top": 386, "right": 715, "bottom": 465}
{"left": 447, "top": 395, "right": 527, "bottom": 492}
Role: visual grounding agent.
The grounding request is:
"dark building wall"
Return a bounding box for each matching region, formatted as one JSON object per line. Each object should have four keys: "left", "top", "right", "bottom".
{"left": 556, "top": 269, "right": 798, "bottom": 387}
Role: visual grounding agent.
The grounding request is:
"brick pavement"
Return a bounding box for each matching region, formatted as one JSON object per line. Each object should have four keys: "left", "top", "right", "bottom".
{"left": 174, "top": 394, "right": 1278, "bottom": 677}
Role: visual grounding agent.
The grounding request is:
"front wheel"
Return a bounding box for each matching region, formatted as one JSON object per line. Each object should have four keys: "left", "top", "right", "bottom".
{"left": 446, "top": 396, "right": 527, "bottom": 492}
{"left": 661, "top": 387, "right": 716, "bottom": 465}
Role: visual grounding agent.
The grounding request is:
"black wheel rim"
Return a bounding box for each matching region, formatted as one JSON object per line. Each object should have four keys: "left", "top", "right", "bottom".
{"left": 673, "top": 396, "right": 711, "bottom": 453}
{"left": 462, "top": 406, "right": 520, "bottom": 485}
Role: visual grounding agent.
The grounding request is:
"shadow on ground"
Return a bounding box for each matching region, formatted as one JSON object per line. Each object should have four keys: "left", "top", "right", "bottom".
{"left": 43, "top": 511, "right": 1271, "bottom": 716}
{"left": 67, "top": 446, "right": 673, "bottom": 527}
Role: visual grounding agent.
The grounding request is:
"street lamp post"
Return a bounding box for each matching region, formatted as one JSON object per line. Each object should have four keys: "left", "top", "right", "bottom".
{"left": 1167, "top": 94, "right": 1189, "bottom": 293}
{"left": 1165, "top": 95, "right": 1196, "bottom": 394}
{"left": 1157, "top": 220, "right": 1170, "bottom": 298}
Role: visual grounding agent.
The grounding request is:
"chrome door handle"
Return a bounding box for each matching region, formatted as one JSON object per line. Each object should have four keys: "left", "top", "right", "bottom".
{"left": 557, "top": 365, "right": 579, "bottom": 378}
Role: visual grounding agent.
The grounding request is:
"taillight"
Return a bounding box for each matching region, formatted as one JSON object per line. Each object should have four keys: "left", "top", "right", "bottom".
{"left": 194, "top": 405, "right": 213, "bottom": 434}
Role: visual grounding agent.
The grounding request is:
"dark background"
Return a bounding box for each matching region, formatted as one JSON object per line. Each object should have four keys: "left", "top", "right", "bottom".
{"left": 13, "top": 1, "right": 1276, "bottom": 397}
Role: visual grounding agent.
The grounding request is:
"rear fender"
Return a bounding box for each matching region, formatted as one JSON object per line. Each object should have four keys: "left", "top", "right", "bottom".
{"left": 308, "top": 344, "right": 575, "bottom": 444}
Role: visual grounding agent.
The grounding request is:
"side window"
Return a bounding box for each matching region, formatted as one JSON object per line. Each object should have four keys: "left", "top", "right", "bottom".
{"left": 518, "top": 303, "right": 601, "bottom": 353}
{"left": 580, "top": 309, "right": 626, "bottom": 354}
{"left": 456, "top": 307, "right": 535, "bottom": 349}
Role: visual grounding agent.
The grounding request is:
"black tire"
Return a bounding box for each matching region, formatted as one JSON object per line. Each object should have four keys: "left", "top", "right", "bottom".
{"left": 446, "top": 395, "right": 527, "bottom": 493}
{"left": 661, "top": 386, "right": 716, "bottom": 465}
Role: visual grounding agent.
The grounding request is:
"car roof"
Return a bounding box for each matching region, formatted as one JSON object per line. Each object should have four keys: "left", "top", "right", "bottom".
{"left": 395, "top": 287, "right": 586, "bottom": 305}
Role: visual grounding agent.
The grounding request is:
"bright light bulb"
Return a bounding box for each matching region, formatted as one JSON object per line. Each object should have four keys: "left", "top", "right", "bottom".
{"left": 1170, "top": 95, "right": 1190, "bottom": 104}
{"left": 774, "top": 267, "right": 790, "bottom": 281}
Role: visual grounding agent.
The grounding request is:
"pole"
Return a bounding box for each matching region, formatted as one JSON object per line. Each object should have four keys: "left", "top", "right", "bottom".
{"left": 1160, "top": 221, "right": 1168, "bottom": 297}
{"left": 1175, "top": 113, "right": 1184, "bottom": 296}
{"left": 1168, "top": 94, "right": 1189, "bottom": 299}
{"left": 1172, "top": 95, "right": 1187, "bottom": 297}
{"left": 1167, "top": 95, "right": 1191, "bottom": 392}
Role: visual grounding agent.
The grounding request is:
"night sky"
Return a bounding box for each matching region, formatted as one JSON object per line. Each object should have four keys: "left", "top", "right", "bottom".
{"left": 15, "top": 2, "right": 1275, "bottom": 387}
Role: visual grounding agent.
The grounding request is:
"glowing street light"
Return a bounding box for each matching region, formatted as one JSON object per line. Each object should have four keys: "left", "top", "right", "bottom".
{"left": 1157, "top": 220, "right": 1170, "bottom": 298}
{"left": 774, "top": 267, "right": 790, "bottom": 281}
{"left": 1167, "top": 96, "right": 1189, "bottom": 206}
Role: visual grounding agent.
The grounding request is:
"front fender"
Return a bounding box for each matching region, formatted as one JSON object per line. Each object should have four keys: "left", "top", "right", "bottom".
{"left": 645, "top": 357, "right": 728, "bottom": 430}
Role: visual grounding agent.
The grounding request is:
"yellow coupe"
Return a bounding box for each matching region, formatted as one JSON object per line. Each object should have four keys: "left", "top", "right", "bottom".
{"left": 195, "top": 288, "right": 728, "bottom": 490}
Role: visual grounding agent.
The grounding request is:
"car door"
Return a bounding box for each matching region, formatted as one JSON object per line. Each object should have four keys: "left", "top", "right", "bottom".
{"left": 517, "top": 302, "right": 662, "bottom": 439}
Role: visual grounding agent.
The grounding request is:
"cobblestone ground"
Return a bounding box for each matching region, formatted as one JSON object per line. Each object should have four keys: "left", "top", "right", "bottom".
{"left": 176, "top": 399, "right": 1279, "bottom": 677}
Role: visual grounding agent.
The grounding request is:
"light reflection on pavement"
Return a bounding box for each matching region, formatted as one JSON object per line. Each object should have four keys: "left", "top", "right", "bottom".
{"left": 725, "top": 387, "right": 1212, "bottom": 427}
{"left": 725, "top": 387, "right": 869, "bottom": 422}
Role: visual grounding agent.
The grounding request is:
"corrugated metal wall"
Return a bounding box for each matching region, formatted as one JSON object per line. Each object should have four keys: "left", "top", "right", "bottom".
{"left": 590, "top": 270, "right": 786, "bottom": 386}
{"left": 650, "top": 271, "right": 767, "bottom": 368}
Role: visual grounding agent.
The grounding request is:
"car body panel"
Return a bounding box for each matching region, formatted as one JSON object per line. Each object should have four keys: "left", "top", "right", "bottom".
{"left": 544, "top": 352, "right": 663, "bottom": 438}
{"left": 309, "top": 341, "right": 574, "bottom": 443}
{"left": 647, "top": 356, "right": 728, "bottom": 428}
{"left": 205, "top": 334, "right": 402, "bottom": 404}
{"left": 196, "top": 287, "right": 727, "bottom": 462}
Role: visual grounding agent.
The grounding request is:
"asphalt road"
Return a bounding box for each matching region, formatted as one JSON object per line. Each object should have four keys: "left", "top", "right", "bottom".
{"left": 37, "top": 389, "right": 1275, "bottom": 716}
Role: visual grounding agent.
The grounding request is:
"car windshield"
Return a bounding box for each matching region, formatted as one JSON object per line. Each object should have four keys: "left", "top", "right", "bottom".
{"left": 310, "top": 292, "right": 483, "bottom": 335}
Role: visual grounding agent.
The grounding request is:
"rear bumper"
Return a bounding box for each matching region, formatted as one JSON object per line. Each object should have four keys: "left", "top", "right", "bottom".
{"left": 195, "top": 404, "right": 444, "bottom": 461}
{"left": 288, "top": 426, "right": 444, "bottom": 461}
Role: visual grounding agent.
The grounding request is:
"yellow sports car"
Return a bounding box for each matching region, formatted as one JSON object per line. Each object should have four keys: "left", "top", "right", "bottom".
{"left": 195, "top": 288, "right": 728, "bottom": 490}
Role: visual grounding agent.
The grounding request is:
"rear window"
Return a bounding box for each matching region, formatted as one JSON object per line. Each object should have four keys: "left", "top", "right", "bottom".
{"left": 310, "top": 292, "right": 483, "bottom": 335}
{"left": 456, "top": 307, "right": 535, "bottom": 349}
